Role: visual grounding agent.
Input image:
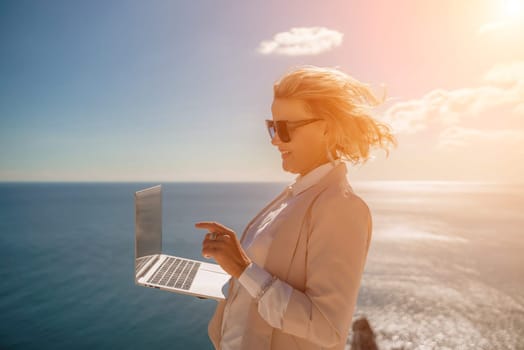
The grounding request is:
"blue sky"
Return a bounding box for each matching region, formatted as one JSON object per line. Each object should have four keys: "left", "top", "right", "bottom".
{"left": 1, "top": 0, "right": 523, "bottom": 182}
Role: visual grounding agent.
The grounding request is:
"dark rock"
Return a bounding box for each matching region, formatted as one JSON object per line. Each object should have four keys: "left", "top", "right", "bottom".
{"left": 350, "top": 317, "right": 379, "bottom": 350}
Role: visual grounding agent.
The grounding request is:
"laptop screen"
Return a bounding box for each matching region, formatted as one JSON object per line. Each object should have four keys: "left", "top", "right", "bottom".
{"left": 135, "top": 185, "right": 162, "bottom": 278}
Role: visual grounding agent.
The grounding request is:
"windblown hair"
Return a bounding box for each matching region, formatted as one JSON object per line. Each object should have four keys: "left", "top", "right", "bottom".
{"left": 273, "top": 65, "right": 397, "bottom": 164}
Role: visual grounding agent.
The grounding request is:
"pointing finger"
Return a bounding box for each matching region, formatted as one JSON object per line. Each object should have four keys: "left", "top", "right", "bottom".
{"left": 195, "top": 221, "right": 233, "bottom": 233}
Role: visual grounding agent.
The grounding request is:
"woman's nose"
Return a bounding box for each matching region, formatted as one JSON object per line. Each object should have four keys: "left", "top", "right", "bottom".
{"left": 271, "top": 132, "right": 282, "bottom": 146}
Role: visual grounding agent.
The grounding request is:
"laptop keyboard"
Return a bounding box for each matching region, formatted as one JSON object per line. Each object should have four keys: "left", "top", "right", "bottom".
{"left": 147, "top": 257, "right": 201, "bottom": 290}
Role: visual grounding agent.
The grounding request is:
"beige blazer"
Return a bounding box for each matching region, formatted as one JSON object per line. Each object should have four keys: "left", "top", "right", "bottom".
{"left": 208, "top": 162, "right": 372, "bottom": 350}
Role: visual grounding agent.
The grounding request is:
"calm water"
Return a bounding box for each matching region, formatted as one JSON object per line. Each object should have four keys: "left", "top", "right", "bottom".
{"left": 0, "top": 182, "right": 523, "bottom": 350}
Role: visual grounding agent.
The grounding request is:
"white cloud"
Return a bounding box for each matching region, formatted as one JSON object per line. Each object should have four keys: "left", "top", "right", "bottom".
{"left": 257, "top": 27, "right": 343, "bottom": 56}
{"left": 484, "top": 61, "right": 524, "bottom": 87}
{"left": 477, "top": 8, "right": 524, "bottom": 35}
{"left": 478, "top": 20, "right": 510, "bottom": 35}
{"left": 514, "top": 103, "right": 524, "bottom": 116}
{"left": 436, "top": 126, "right": 524, "bottom": 151}
{"left": 382, "top": 61, "right": 524, "bottom": 135}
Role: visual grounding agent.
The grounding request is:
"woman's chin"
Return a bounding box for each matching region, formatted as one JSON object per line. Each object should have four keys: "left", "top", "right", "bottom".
{"left": 281, "top": 160, "right": 291, "bottom": 172}
{"left": 281, "top": 161, "right": 300, "bottom": 175}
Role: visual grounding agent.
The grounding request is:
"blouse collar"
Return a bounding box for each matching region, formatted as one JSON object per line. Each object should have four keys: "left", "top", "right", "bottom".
{"left": 288, "top": 159, "right": 341, "bottom": 196}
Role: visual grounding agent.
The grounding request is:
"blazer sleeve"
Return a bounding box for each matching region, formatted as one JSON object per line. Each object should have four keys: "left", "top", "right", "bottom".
{"left": 279, "top": 191, "right": 372, "bottom": 347}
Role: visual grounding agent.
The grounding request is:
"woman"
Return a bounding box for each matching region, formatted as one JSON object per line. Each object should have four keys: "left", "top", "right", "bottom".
{"left": 195, "top": 65, "right": 396, "bottom": 350}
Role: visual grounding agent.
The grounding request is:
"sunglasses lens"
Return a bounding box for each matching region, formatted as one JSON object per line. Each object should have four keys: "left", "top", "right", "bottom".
{"left": 265, "top": 120, "right": 291, "bottom": 142}
{"left": 266, "top": 120, "right": 276, "bottom": 140}
{"left": 268, "top": 126, "right": 276, "bottom": 139}
{"left": 276, "top": 121, "right": 290, "bottom": 142}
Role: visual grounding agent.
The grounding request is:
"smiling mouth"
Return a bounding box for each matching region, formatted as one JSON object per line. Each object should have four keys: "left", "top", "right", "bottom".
{"left": 281, "top": 151, "right": 291, "bottom": 158}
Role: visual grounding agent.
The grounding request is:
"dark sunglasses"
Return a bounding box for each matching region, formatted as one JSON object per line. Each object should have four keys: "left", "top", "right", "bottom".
{"left": 265, "top": 119, "right": 322, "bottom": 143}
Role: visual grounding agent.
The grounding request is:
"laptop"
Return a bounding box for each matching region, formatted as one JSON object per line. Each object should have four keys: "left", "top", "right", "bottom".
{"left": 134, "top": 185, "right": 230, "bottom": 300}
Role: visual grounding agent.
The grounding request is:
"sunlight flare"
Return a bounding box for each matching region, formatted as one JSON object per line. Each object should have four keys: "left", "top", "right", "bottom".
{"left": 502, "top": 0, "right": 523, "bottom": 19}
{"left": 479, "top": 0, "right": 524, "bottom": 34}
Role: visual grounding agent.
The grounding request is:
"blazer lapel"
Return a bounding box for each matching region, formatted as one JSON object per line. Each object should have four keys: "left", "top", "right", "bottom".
{"left": 241, "top": 163, "right": 348, "bottom": 348}
{"left": 226, "top": 187, "right": 290, "bottom": 303}
{"left": 263, "top": 188, "right": 322, "bottom": 280}
{"left": 228, "top": 163, "right": 348, "bottom": 304}
{"left": 264, "top": 163, "right": 348, "bottom": 280}
{"left": 239, "top": 187, "right": 290, "bottom": 244}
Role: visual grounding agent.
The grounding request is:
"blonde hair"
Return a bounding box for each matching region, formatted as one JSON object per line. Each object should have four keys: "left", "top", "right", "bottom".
{"left": 273, "top": 65, "right": 397, "bottom": 164}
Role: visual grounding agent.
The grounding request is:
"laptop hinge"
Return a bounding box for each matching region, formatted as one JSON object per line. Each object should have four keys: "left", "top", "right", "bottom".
{"left": 136, "top": 254, "right": 161, "bottom": 280}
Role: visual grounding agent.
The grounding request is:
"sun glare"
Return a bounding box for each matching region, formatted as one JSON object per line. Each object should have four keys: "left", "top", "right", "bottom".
{"left": 502, "top": 0, "right": 523, "bottom": 19}
{"left": 479, "top": 0, "right": 524, "bottom": 34}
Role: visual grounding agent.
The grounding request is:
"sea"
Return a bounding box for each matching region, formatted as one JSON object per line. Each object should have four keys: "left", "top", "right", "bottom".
{"left": 0, "top": 182, "right": 523, "bottom": 350}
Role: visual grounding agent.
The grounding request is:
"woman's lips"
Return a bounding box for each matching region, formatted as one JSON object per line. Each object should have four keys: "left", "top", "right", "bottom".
{"left": 280, "top": 151, "right": 291, "bottom": 159}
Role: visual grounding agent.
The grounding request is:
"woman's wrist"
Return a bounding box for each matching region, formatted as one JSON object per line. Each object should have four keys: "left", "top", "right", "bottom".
{"left": 233, "top": 257, "right": 252, "bottom": 279}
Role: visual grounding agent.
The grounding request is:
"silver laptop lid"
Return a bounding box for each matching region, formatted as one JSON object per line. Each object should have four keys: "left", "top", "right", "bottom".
{"left": 135, "top": 185, "right": 162, "bottom": 280}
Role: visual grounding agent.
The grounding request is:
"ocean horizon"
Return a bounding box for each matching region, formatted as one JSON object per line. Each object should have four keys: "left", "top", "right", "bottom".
{"left": 1, "top": 181, "right": 522, "bottom": 349}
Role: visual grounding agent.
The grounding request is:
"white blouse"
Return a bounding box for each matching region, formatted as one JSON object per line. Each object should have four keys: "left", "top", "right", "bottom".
{"left": 220, "top": 160, "right": 340, "bottom": 350}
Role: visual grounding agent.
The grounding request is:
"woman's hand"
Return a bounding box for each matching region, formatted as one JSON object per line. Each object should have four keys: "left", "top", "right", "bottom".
{"left": 195, "top": 221, "right": 251, "bottom": 279}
